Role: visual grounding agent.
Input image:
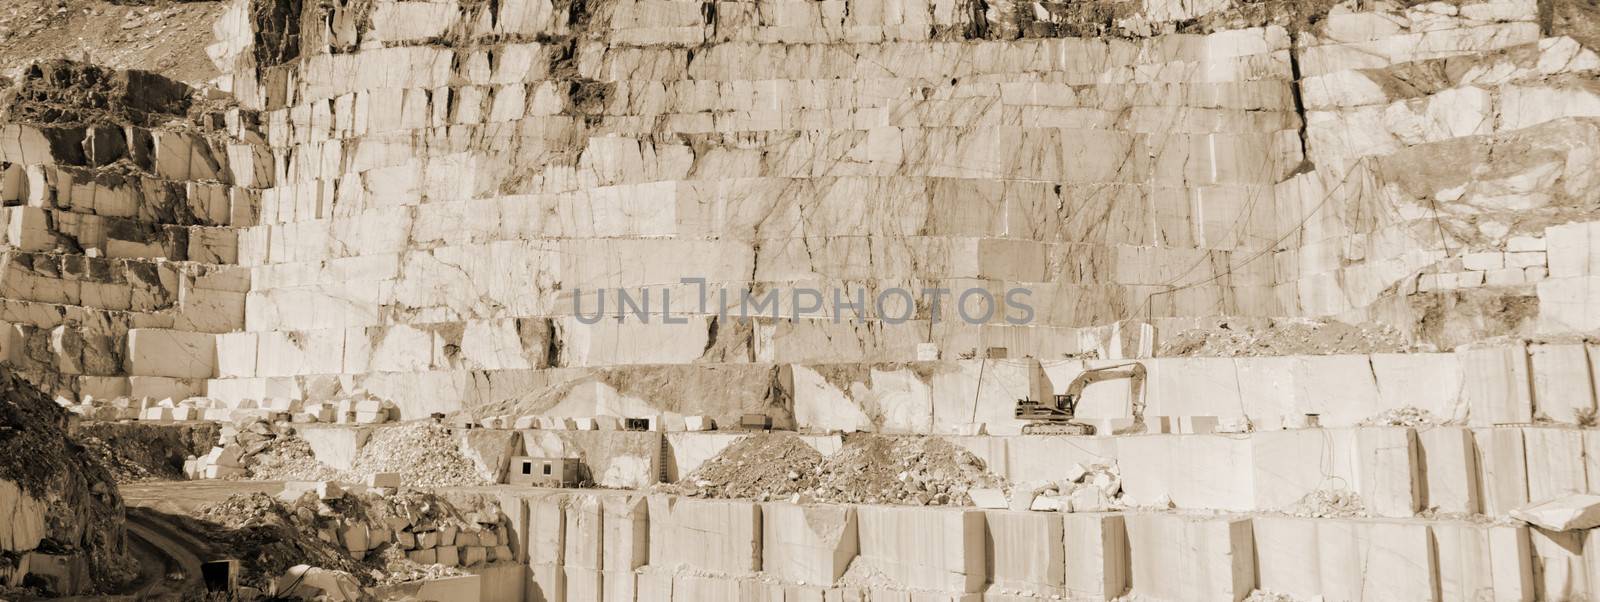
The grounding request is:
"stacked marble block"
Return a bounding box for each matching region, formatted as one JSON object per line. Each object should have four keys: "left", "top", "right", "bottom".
{"left": 0, "top": 102, "right": 266, "bottom": 401}
{"left": 1278, "top": 0, "right": 1600, "bottom": 317}
{"left": 495, "top": 490, "right": 1584, "bottom": 601}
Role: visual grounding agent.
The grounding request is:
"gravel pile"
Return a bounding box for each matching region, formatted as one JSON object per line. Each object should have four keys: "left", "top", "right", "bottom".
{"left": 659, "top": 434, "right": 824, "bottom": 500}
{"left": 348, "top": 422, "right": 487, "bottom": 487}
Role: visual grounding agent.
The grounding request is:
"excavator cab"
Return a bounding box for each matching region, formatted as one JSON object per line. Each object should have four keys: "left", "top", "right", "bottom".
{"left": 1015, "top": 362, "right": 1146, "bottom": 435}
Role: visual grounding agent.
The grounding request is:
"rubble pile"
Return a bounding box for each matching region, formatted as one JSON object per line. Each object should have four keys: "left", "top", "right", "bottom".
{"left": 811, "top": 435, "right": 1007, "bottom": 506}
{"left": 1027, "top": 462, "right": 1127, "bottom": 513}
{"left": 195, "top": 485, "right": 511, "bottom": 590}
{"left": 1292, "top": 489, "right": 1367, "bottom": 518}
{"left": 194, "top": 492, "right": 370, "bottom": 587}
{"left": 245, "top": 436, "right": 347, "bottom": 482}
{"left": 181, "top": 417, "right": 342, "bottom": 481}
{"left": 1362, "top": 406, "right": 1441, "bottom": 427}
{"left": 658, "top": 434, "right": 824, "bottom": 500}
{"left": 372, "top": 546, "right": 470, "bottom": 585}
{"left": 1160, "top": 319, "right": 1410, "bottom": 357}
{"left": 71, "top": 421, "right": 219, "bottom": 483}
{"left": 356, "top": 488, "right": 515, "bottom": 576}
{"left": 348, "top": 422, "right": 488, "bottom": 487}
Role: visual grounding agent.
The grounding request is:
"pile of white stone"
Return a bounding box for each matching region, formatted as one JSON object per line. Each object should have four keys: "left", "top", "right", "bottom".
{"left": 279, "top": 478, "right": 515, "bottom": 567}
{"left": 972, "top": 461, "right": 1127, "bottom": 513}
{"left": 182, "top": 417, "right": 293, "bottom": 479}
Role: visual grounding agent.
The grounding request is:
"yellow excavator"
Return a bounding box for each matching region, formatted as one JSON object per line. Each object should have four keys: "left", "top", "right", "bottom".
{"left": 1014, "top": 361, "right": 1146, "bottom": 435}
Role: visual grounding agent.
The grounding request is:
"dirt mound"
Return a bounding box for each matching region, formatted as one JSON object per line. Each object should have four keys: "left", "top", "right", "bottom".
{"left": 72, "top": 421, "right": 218, "bottom": 483}
{"left": 348, "top": 422, "right": 487, "bottom": 487}
{"left": 659, "top": 434, "right": 824, "bottom": 500}
{"left": 1159, "top": 318, "right": 1409, "bottom": 357}
{"left": 0, "top": 368, "right": 135, "bottom": 592}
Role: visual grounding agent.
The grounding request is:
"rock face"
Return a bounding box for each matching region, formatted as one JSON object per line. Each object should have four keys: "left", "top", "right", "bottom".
{"left": 0, "top": 367, "right": 131, "bottom": 591}
{"left": 197, "top": 0, "right": 1600, "bottom": 415}
{"left": 2, "top": 0, "right": 1600, "bottom": 421}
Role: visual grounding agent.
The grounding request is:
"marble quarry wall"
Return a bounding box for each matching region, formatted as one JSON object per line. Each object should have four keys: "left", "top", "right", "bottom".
{"left": 2, "top": 0, "right": 1599, "bottom": 419}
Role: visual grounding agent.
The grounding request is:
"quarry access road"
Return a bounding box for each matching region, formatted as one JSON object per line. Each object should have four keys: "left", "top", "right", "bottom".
{"left": 124, "top": 507, "right": 207, "bottom": 600}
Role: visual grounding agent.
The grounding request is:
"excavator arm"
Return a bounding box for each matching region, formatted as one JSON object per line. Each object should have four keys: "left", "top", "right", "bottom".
{"left": 1062, "top": 362, "right": 1147, "bottom": 422}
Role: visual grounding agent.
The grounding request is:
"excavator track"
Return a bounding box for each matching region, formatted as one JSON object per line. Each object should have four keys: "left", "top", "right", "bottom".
{"left": 1021, "top": 422, "right": 1096, "bottom": 436}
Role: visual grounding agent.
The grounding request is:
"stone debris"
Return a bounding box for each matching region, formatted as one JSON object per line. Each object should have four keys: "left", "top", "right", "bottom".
{"left": 196, "top": 486, "right": 509, "bottom": 590}
{"left": 1245, "top": 590, "right": 1301, "bottom": 602}
{"left": 347, "top": 422, "right": 488, "bottom": 488}
{"left": 1023, "top": 462, "right": 1127, "bottom": 513}
{"left": 657, "top": 433, "right": 824, "bottom": 500}
{"left": 1292, "top": 489, "right": 1367, "bottom": 518}
{"left": 1362, "top": 406, "right": 1441, "bottom": 427}
{"left": 246, "top": 436, "right": 348, "bottom": 482}
{"left": 180, "top": 417, "right": 342, "bottom": 482}
{"left": 1161, "top": 319, "right": 1409, "bottom": 357}
{"left": 810, "top": 435, "right": 1006, "bottom": 506}
{"left": 71, "top": 421, "right": 218, "bottom": 483}
{"left": 371, "top": 546, "right": 469, "bottom": 585}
